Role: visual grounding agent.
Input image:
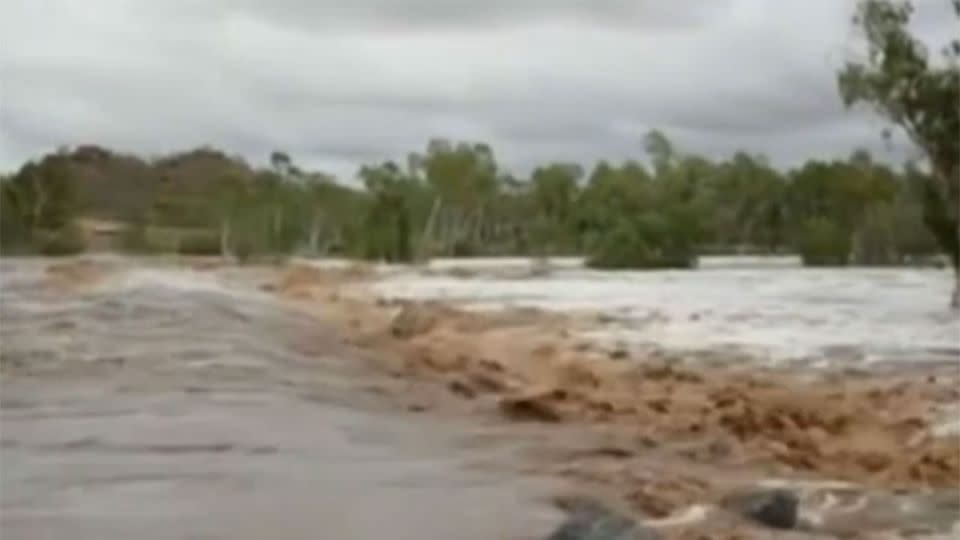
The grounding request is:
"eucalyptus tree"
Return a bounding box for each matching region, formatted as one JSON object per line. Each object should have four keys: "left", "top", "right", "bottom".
{"left": 838, "top": 0, "right": 960, "bottom": 304}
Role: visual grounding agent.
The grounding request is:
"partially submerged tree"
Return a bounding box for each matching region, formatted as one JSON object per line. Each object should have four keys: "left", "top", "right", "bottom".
{"left": 838, "top": 0, "right": 960, "bottom": 305}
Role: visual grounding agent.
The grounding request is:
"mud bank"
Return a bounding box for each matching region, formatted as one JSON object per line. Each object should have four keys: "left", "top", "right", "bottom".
{"left": 272, "top": 262, "right": 960, "bottom": 538}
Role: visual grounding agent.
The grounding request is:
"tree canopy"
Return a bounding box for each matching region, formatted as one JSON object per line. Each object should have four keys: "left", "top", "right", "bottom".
{"left": 838, "top": 0, "right": 960, "bottom": 302}
{"left": 0, "top": 136, "right": 943, "bottom": 269}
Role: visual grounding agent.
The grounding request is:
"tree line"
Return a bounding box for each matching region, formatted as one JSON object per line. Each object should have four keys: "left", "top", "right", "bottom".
{"left": 0, "top": 135, "right": 944, "bottom": 269}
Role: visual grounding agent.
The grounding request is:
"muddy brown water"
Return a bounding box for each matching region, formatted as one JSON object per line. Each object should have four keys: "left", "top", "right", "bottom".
{"left": 2, "top": 259, "right": 958, "bottom": 539}
{"left": 0, "top": 260, "right": 566, "bottom": 540}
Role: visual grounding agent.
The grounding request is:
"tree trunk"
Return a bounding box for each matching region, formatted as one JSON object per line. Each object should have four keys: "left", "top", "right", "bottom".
{"left": 948, "top": 166, "right": 959, "bottom": 309}
{"left": 921, "top": 169, "right": 959, "bottom": 308}
{"left": 32, "top": 180, "right": 48, "bottom": 230}
{"left": 473, "top": 206, "right": 485, "bottom": 249}
{"left": 308, "top": 216, "right": 322, "bottom": 256}
{"left": 952, "top": 267, "right": 959, "bottom": 309}
{"left": 953, "top": 211, "right": 960, "bottom": 309}
{"left": 417, "top": 197, "right": 442, "bottom": 264}
{"left": 219, "top": 219, "right": 231, "bottom": 261}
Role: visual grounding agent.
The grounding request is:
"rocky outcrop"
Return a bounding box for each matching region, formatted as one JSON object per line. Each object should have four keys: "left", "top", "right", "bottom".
{"left": 545, "top": 500, "right": 661, "bottom": 540}
{"left": 720, "top": 488, "right": 798, "bottom": 530}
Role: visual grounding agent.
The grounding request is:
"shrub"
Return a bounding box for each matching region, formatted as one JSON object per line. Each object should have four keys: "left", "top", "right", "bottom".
{"left": 119, "top": 222, "right": 157, "bottom": 253}
{"left": 176, "top": 231, "right": 222, "bottom": 255}
{"left": 797, "top": 217, "right": 851, "bottom": 266}
{"left": 586, "top": 215, "right": 696, "bottom": 270}
{"left": 36, "top": 227, "right": 87, "bottom": 256}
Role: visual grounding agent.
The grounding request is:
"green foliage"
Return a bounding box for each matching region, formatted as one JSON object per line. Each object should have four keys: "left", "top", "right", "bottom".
{"left": 837, "top": 0, "right": 959, "bottom": 275}
{"left": 0, "top": 129, "right": 945, "bottom": 271}
{"left": 35, "top": 227, "right": 86, "bottom": 256}
{"left": 119, "top": 221, "right": 155, "bottom": 253}
{"left": 1, "top": 157, "right": 83, "bottom": 255}
{"left": 176, "top": 231, "right": 222, "bottom": 256}
{"left": 854, "top": 204, "right": 900, "bottom": 265}
{"left": 529, "top": 163, "right": 583, "bottom": 254}
{"left": 797, "top": 218, "right": 852, "bottom": 266}
{"left": 1, "top": 181, "right": 33, "bottom": 253}
{"left": 586, "top": 214, "right": 697, "bottom": 270}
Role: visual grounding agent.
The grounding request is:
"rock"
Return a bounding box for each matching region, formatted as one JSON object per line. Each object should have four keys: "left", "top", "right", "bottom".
{"left": 596, "top": 313, "right": 618, "bottom": 324}
{"left": 608, "top": 347, "right": 630, "bottom": 360}
{"left": 466, "top": 371, "right": 506, "bottom": 393}
{"left": 499, "top": 392, "right": 564, "bottom": 422}
{"left": 389, "top": 303, "right": 439, "bottom": 339}
{"left": 545, "top": 500, "right": 661, "bottom": 540}
{"left": 721, "top": 488, "right": 798, "bottom": 530}
{"left": 447, "top": 379, "right": 476, "bottom": 399}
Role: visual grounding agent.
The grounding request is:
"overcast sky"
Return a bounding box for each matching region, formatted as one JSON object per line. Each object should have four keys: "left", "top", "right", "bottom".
{"left": 1, "top": 0, "right": 956, "bottom": 179}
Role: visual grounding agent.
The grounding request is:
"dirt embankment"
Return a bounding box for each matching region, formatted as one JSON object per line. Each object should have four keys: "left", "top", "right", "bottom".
{"left": 271, "top": 263, "right": 960, "bottom": 522}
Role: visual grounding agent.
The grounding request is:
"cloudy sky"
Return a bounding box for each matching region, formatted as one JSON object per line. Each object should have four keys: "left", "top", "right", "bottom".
{"left": 1, "top": 0, "right": 956, "bottom": 179}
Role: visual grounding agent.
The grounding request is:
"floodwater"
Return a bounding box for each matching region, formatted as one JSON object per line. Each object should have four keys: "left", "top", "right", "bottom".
{"left": 0, "top": 259, "right": 564, "bottom": 540}
{"left": 371, "top": 258, "right": 960, "bottom": 366}
{"left": 2, "top": 257, "right": 958, "bottom": 539}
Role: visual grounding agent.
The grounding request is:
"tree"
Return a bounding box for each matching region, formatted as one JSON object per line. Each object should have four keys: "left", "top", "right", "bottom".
{"left": 798, "top": 217, "right": 853, "bottom": 266}
{"left": 838, "top": 0, "right": 960, "bottom": 305}
{"left": 710, "top": 152, "right": 787, "bottom": 251}
{"left": 411, "top": 139, "right": 501, "bottom": 256}
{"left": 644, "top": 130, "right": 675, "bottom": 177}
{"left": 529, "top": 163, "right": 583, "bottom": 254}
{"left": 270, "top": 150, "right": 292, "bottom": 176}
{"left": 1, "top": 131, "right": 946, "bottom": 265}
{"left": 212, "top": 173, "right": 250, "bottom": 259}
{"left": 0, "top": 157, "right": 84, "bottom": 255}
{"left": 357, "top": 162, "right": 417, "bottom": 262}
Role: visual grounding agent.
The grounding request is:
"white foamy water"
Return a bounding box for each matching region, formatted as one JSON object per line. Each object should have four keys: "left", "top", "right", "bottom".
{"left": 372, "top": 260, "right": 960, "bottom": 366}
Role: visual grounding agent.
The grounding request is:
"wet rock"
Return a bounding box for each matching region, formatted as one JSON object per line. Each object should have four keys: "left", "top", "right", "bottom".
{"left": 720, "top": 488, "right": 798, "bottom": 530}
{"left": 608, "top": 346, "right": 630, "bottom": 360}
{"left": 447, "top": 379, "right": 476, "bottom": 399}
{"left": 546, "top": 499, "right": 661, "bottom": 540}
{"left": 499, "top": 392, "right": 563, "bottom": 422}
{"left": 467, "top": 371, "right": 506, "bottom": 393}
{"left": 596, "top": 314, "right": 619, "bottom": 325}
{"left": 390, "top": 302, "right": 440, "bottom": 339}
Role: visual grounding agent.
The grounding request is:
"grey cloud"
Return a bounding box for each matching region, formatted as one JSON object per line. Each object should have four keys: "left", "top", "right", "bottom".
{"left": 143, "top": 0, "right": 728, "bottom": 31}
{"left": 1, "top": 0, "right": 955, "bottom": 180}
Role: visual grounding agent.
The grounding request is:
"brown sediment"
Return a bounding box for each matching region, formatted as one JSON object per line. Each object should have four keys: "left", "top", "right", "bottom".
{"left": 43, "top": 259, "right": 117, "bottom": 290}
{"left": 273, "top": 262, "right": 376, "bottom": 300}
{"left": 26, "top": 260, "right": 959, "bottom": 536}
{"left": 273, "top": 262, "right": 960, "bottom": 528}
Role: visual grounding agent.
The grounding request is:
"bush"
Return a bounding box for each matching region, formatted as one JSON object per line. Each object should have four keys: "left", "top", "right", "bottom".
{"left": 852, "top": 205, "right": 899, "bottom": 265}
{"left": 176, "top": 231, "right": 222, "bottom": 255}
{"left": 119, "top": 222, "right": 157, "bottom": 253}
{"left": 36, "top": 227, "right": 87, "bottom": 256}
{"left": 586, "top": 216, "right": 696, "bottom": 270}
{"left": 797, "top": 217, "right": 851, "bottom": 266}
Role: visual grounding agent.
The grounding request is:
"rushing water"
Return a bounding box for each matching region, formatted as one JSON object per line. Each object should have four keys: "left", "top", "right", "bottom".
{"left": 2, "top": 257, "right": 958, "bottom": 539}
{"left": 0, "top": 259, "right": 563, "bottom": 540}
{"left": 372, "top": 260, "right": 960, "bottom": 366}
